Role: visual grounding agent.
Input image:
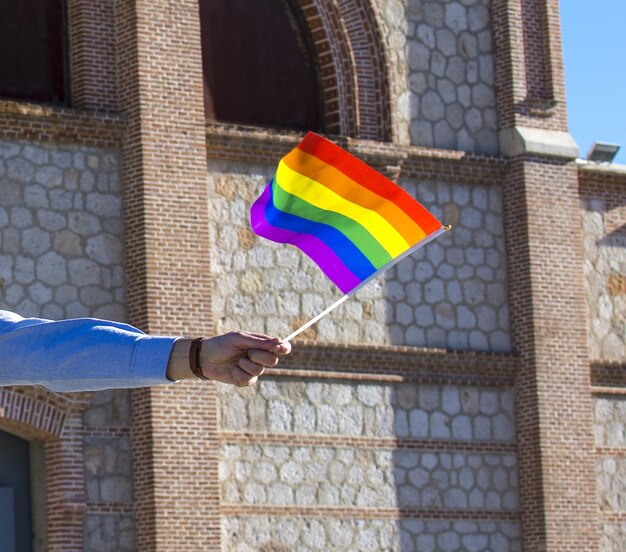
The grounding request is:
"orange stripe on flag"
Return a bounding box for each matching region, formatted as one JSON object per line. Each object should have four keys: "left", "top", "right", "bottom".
{"left": 283, "top": 147, "right": 427, "bottom": 245}
{"left": 297, "top": 132, "right": 442, "bottom": 237}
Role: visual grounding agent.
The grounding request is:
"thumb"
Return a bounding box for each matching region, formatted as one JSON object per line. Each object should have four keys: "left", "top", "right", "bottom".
{"left": 235, "top": 332, "right": 291, "bottom": 355}
{"left": 229, "top": 331, "right": 284, "bottom": 351}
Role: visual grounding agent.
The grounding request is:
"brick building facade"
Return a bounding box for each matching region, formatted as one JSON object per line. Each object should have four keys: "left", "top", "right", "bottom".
{"left": 0, "top": 0, "right": 624, "bottom": 551}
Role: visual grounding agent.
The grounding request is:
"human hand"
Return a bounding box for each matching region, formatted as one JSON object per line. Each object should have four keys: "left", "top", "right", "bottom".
{"left": 198, "top": 332, "right": 291, "bottom": 386}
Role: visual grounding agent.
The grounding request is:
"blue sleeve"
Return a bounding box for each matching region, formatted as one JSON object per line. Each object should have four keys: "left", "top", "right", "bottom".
{"left": 0, "top": 310, "right": 178, "bottom": 392}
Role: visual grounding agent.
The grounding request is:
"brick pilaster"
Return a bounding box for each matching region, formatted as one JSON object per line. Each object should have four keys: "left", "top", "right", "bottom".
{"left": 492, "top": 5, "right": 596, "bottom": 544}
{"left": 503, "top": 158, "right": 598, "bottom": 550}
{"left": 492, "top": 0, "right": 568, "bottom": 131}
{"left": 114, "top": 0, "right": 219, "bottom": 549}
{"left": 67, "top": 0, "right": 119, "bottom": 110}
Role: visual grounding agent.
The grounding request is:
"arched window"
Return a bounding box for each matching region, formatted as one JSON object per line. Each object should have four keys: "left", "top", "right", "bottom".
{"left": 200, "top": 0, "right": 321, "bottom": 131}
{"left": 0, "top": 0, "right": 67, "bottom": 105}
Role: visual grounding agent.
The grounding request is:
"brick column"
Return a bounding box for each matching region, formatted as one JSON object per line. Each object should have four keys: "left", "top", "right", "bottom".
{"left": 114, "top": 1, "right": 219, "bottom": 550}
{"left": 492, "top": 0, "right": 599, "bottom": 549}
{"left": 503, "top": 158, "right": 598, "bottom": 550}
{"left": 492, "top": 0, "right": 567, "bottom": 130}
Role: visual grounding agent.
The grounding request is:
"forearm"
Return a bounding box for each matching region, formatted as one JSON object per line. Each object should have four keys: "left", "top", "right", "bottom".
{"left": 0, "top": 310, "right": 176, "bottom": 392}
{"left": 0, "top": 310, "right": 290, "bottom": 391}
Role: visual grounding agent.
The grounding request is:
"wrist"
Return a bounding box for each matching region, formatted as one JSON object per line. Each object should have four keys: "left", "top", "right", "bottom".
{"left": 166, "top": 338, "right": 195, "bottom": 381}
{"left": 189, "top": 337, "right": 210, "bottom": 380}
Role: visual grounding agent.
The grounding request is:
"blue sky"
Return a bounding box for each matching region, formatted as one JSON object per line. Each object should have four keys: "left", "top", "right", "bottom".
{"left": 560, "top": 1, "right": 626, "bottom": 165}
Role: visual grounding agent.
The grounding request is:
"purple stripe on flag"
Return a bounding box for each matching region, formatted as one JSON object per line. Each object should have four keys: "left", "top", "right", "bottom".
{"left": 251, "top": 184, "right": 362, "bottom": 294}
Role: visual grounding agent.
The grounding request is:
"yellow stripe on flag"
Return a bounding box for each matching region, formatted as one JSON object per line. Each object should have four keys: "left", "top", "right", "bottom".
{"left": 284, "top": 148, "right": 427, "bottom": 245}
{"left": 276, "top": 160, "right": 410, "bottom": 258}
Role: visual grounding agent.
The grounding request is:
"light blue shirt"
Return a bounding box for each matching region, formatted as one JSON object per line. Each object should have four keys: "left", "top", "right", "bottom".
{"left": 0, "top": 310, "right": 177, "bottom": 392}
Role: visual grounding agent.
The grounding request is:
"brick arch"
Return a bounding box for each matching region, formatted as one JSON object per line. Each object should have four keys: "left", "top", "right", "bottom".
{"left": 294, "top": 0, "right": 358, "bottom": 136}
{"left": 0, "top": 388, "right": 70, "bottom": 438}
{"left": 294, "top": 0, "right": 391, "bottom": 140}
{"left": 0, "top": 387, "right": 92, "bottom": 552}
{"left": 334, "top": 0, "right": 392, "bottom": 141}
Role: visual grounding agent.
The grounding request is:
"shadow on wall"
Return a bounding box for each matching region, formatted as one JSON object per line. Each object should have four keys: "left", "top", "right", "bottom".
{"left": 383, "top": 180, "right": 511, "bottom": 353}
{"left": 216, "top": 377, "right": 521, "bottom": 550}
{"left": 390, "top": 383, "right": 522, "bottom": 551}
{"left": 597, "top": 223, "right": 626, "bottom": 248}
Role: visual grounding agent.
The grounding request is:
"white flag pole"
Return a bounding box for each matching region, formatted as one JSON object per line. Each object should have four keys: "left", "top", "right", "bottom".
{"left": 282, "top": 294, "right": 351, "bottom": 342}
{"left": 281, "top": 225, "right": 450, "bottom": 342}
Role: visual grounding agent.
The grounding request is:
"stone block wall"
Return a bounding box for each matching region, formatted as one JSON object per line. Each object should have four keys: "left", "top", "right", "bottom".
{"left": 595, "top": 396, "right": 626, "bottom": 552}
{"left": 595, "top": 398, "right": 626, "bottom": 450}
{"left": 222, "top": 517, "right": 521, "bottom": 552}
{"left": 0, "top": 0, "right": 619, "bottom": 549}
{"left": 221, "top": 445, "right": 518, "bottom": 511}
{"left": 217, "top": 378, "right": 520, "bottom": 551}
{"left": 378, "top": 0, "right": 498, "bottom": 152}
{"left": 0, "top": 139, "right": 133, "bottom": 551}
{"left": 581, "top": 195, "right": 626, "bottom": 362}
{"left": 220, "top": 380, "right": 516, "bottom": 444}
{"left": 580, "top": 168, "right": 626, "bottom": 550}
{"left": 208, "top": 159, "right": 510, "bottom": 352}
{"left": 0, "top": 140, "right": 125, "bottom": 321}
{"left": 83, "top": 390, "right": 134, "bottom": 552}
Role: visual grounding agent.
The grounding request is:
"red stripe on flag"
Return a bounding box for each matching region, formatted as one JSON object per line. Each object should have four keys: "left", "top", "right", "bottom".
{"left": 297, "top": 132, "right": 442, "bottom": 236}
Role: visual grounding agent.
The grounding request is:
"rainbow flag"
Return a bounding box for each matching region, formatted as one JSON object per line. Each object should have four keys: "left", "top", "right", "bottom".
{"left": 250, "top": 132, "right": 444, "bottom": 295}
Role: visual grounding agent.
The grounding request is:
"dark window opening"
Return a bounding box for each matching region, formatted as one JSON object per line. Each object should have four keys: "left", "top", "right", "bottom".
{"left": 0, "top": 430, "right": 33, "bottom": 552}
{"left": 0, "top": 0, "right": 68, "bottom": 105}
{"left": 200, "top": 0, "right": 321, "bottom": 131}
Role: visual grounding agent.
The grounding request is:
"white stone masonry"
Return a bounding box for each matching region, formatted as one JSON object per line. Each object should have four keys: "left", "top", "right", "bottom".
{"left": 208, "top": 160, "right": 511, "bottom": 352}
{"left": 379, "top": 0, "right": 498, "bottom": 153}
{"left": 0, "top": 140, "right": 126, "bottom": 322}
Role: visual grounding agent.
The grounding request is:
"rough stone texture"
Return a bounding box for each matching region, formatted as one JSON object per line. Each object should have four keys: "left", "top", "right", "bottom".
{"left": 378, "top": 0, "right": 498, "bottom": 152}
{"left": 84, "top": 435, "right": 133, "bottom": 503}
{"left": 595, "top": 396, "right": 626, "bottom": 551}
{"left": 601, "top": 523, "right": 626, "bottom": 552}
{"left": 209, "top": 161, "right": 510, "bottom": 352}
{"left": 83, "top": 514, "right": 135, "bottom": 552}
{"left": 0, "top": 139, "right": 132, "bottom": 551}
{"left": 218, "top": 380, "right": 516, "bottom": 442}
{"left": 581, "top": 197, "right": 626, "bottom": 361}
{"left": 596, "top": 457, "right": 626, "bottom": 512}
{"left": 0, "top": 140, "right": 126, "bottom": 322}
{"left": 83, "top": 389, "right": 131, "bottom": 426}
{"left": 594, "top": 397, "right": 626, "bottom": 448}
{"left": 220, "top": 443, "right": 518, "bottom": 510}
{"left": 83, "top": 389, "right": 135, "bottom": 552}
{"left": 219, "top": 377, "right": 519, "bottom": 550}
{"left": 83, "top": 390, "right": 134, "bottom": 508}
{"left": 218, "top": 376, "right": 519, "bottom": 550}
{"left": 221, "top": 517, "right": 522, "bottom": 552}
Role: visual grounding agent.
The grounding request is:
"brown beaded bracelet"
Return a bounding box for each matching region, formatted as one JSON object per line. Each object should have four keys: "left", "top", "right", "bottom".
{"left": 189, "top": 337, "right": 210, "bottom": 380}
